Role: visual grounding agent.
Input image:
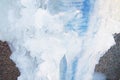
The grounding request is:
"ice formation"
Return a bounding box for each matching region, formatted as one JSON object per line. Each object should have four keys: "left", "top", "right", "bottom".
{"left": 0, "top": 0, "right": 120, "bottom": 80}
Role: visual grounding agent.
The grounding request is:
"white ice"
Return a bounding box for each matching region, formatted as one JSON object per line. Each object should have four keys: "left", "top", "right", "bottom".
{"left": 0, "top": 0, "right": 120, "bottom": 80}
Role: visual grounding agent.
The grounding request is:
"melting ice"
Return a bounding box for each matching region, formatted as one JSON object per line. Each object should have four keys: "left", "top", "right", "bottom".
{"left": 0, "top": 0, "right": 120, "bottom": 80}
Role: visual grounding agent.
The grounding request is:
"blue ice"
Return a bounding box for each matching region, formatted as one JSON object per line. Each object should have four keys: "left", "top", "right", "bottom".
{"left": 60, "top": 0, "right": 93, "bottom": 80}
{"left": 65, "top": 0, "right": 92, "bottom": 35}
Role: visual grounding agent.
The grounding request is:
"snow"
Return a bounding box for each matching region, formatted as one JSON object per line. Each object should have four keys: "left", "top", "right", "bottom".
{"left": 0, "top": 0, "right": 120, "bottom": 80}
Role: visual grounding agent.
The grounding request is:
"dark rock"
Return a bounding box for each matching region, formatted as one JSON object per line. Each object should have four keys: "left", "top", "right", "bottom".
{"left": 0, "top": 41, "right": 20, "bottom": 80}
{"left": 95, "top": 33, "right": 120, "bottom": 80}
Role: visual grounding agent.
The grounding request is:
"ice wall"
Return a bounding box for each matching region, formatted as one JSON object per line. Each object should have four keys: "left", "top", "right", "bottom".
{"left": 0, "top": 0, "right": 120, "bottom": 80}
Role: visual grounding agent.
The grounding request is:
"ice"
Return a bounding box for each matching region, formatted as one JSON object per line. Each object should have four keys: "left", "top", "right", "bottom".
{"left": 0, "top": 0, "right": 120, "bottom": 80}
{"left": 93, "top": 72, "right": 106, "bottom": 80}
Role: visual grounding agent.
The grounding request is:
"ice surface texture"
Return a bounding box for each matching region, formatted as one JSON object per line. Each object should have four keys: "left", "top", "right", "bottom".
{"left": 0, "top": 0, "right": 120, "bottom": 80}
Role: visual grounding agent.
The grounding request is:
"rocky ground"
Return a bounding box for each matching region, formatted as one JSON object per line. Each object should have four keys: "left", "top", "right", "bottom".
{"left": 0, "top": 41, "right": 20, "bottom": 80}
{"left": 0, "top": 34, "right": 120, "bottom": 80}
{"left": 95, "top": 33, "right": 120, "bottom": 80}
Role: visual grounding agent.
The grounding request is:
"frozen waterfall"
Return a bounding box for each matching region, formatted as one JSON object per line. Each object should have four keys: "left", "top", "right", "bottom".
{"left": 0, "top": 0, "right": 120, "bottom": 80}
